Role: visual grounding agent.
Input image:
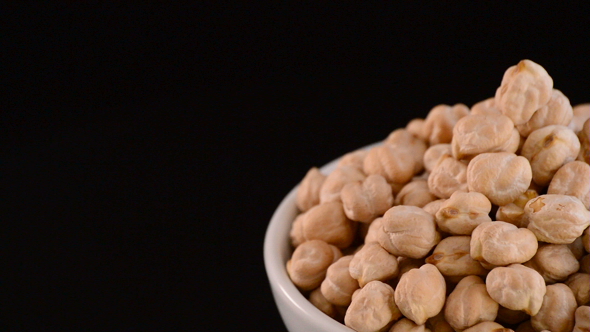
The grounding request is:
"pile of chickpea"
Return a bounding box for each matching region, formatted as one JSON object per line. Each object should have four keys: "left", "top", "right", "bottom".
{"left": 286, "top": 60, "right": 590, "bottom": 332}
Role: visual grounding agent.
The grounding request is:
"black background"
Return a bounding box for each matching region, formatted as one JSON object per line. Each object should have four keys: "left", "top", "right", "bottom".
{"left": 4, "top": 2, "right": 589, "bottom": 331}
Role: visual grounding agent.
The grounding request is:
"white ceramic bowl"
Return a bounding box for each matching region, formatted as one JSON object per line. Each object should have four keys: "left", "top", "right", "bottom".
{"left": 264, "top": 142, "right": 379, "bottom": 332}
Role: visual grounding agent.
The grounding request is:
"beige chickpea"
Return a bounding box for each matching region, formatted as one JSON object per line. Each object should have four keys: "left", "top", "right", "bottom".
{"left": 569, "top": 103, "right": 590, "bottom": 134}
{"left": 423, "top": 103, "right": 470, "bottom": 145}
{"left": 569, "top": 237, "right": 586, "bottom": 260}
{"left": 516, "top": 89, "right": 573, "bottom": 137}
{"left": 578, "top": 119, "right": 590, "bottom": 164}
{"left": 395, "top": 180, "right": 437, "bottom": 208}
{"left": 341, "top": 174, "right": 394, "bottom": 223}
{"left": 485, "top": 264, "right": 546, "bottom": 315}
{"left": 395, "top": 264, "right": 446, "bottom": 325}
{"left": 584, "top": 227, "right": 590, "bottom": 253}
{"left": 516, "top": 321, "right": 535, "bottom": 332}
{"left": 426, "top": 236, "right": 488, "bottom": 277}
{"left": 495, "top": 306, "right": 529, "bottom": 326}
{"left": 573, "top": 306, "right": 590, "bottom": 332}
{"left": 364, "top": 217, "right": 384, "bottom": 244}
{"left": 444, "top": 275, "right": 499, "bottom": 331}
{"left": 320, "top": 165, "right": 366, "bottom": 203}
{"left": 566, "top": 273, "right": 590, "bottom": 306}
{"left": 428, "top": 155, "right": 469, "bottom": 199}
{"left": 548, "top": 161, "right": 590, "bottom": 209}
{"left": 426, "top": 312, "right": 454, "bottom": 332}
{"left": 287, "top": 240, "right": 343, "bottom": 290}
{"left": 495, "top": 59, "right": 553, "bottom": 125}
{"left": 320, "top": 255, "right": 360, "bottom": 306}
{"left": 338, "top": 149, "right": 369, "bottom": 172}
{"left": 470, "top": 221, "right": 538, "bottom": 266}
{"left": 386, "top": 128, "right": 428, "bottom": 174}
{"left": 345, "top": 281, "right": 402, "bottom": 332}
{"left": 451, "top": 113, "right": 520, "bottom": 160}
{"left": 521, "top": 125, "right": 580, "bottom": 186}
{"left": 407, "top": 118, "right": 429, "bottom": 142}
{"left": 290, "top": 213, "right": 305, "bottom": 247}
{"left": 364, "top": 144, "right": 419, "bottom": 185}
{"left": 524, "top": 243, "right": 579, "bottom": 284}
{"left": 531, "top": 283, "right": 577, "bottom": 332}
{"left": 424, "top": 144, "right": 452, "bottom": 173}
{"left": 349, "top": 242, "right": 399, "bottom": 287}
{"left": 580, "top": 254, "right": 590, "bottom": 274}
{"left": 296, "top": 167, "right": 327, "bottom": 212}
{"left": 462, "top": 321, "right": 512, "bottom": 332}
{"left": 421, "top": 200, "right": 446, "bottom": 217}
{"left": 390, "top": 318, "right": 432, "bottom": 332}
{"left": 378, "top": 206, "right": 440, "bottom": 259}
{"left": 471, "top": 97, "right": 501, "bottom": 116}
{"left": 467, "top": 152, "right": 532, "bottom": 206}
{"left": 435, "top": 191, "right": 492, "bottom": 235}
{"left": 496, "top": 189, "right": 539, "bottom": 228}
{"left": 525, "top": 194, "right": 590, "bottom": 244}
{"left": 300, "top": 201, "right": 357, "bottom": 249}
{"left": 308, "top": 287, "right": 342, "bottom": 320}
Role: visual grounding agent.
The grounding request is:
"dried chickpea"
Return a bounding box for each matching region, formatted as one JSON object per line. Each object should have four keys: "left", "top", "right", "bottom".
{"left": 516, "top": 89, "right": 573, "bottom": 137}
{"left": 395, "top": 264, "right": 446, "bottom": 325}
{"left": 584, "top": 227, "right": 590, "bottom": 253}
{"left": 364, "top": 144, "right": 419, "bottom": 185}
{"left": 390, "top": 318, "right": 432, "bottom": 332}
{"left": 422, "top": 199, "right": 447, "bottom": 216}
{"left": 423, "top": 103, "right": 470, "bottom": 145}
{"left": 385, "top": 128, "right": 428, "bottom": 174}
{"left": 395, "top": 180, "right": 437, "bottom": 208}
{"left": 574, "top": 306, "right": 590, "bottom": 332}
{"left": 495, "top": 59, "right": 553, "bottom": 125}
{"left": 495, "top": 306, "right": 529, "bottom": 326}
{"left": 548, "top": 161, "right": 590, "bottom": 209}
{"left": 565, "top": 273, "right": 590, "bottom": 306}
{"left": 521, "top": 125, "right": 580, "bottom": 186}
{"left": 309, "top": 287, "right": 342, "bottom": 320}
{"left": 569, "top": 237, "right": 586, "bottom": 260}
{"left": 444, "top": 276, "right": 499, "bottom": 331}
{"left": 470, "top": 221, "right": 538, "bottom": 266}
{"left": 426, "top": 236, "right": 488, "bottom": 277}
{"left": 289, "top": 213, "right": 305, "bottom": 247}
{"left": 426, "top": 312, "right": 454, "bottom": 332}
{"left": 349, "top": 242, "right": 399, "bottom": 287}
{"left": 531, "top": 283, "right": 577, "bottom": 332}
{"left": 344, "top": 281, "right": 402, "bottom": 332}
{"left": 321, "top": 255, "right": 360, "bottom": 306}
{"left": 424, "top": 144, "right": 452, "bottom": 173}
{"left": 320, "top": 165, "right": 366, "bottom": 203}
{"left": 300, "top": 201, "right": 357, "bottom": 249}
{"left": 569, "top": 103, "right": 590, "bottom": 134}
{"left": 462, "top": 321, "right": 512, "bottom": 332}
{"left": 407, "top": 118, "right": 429, "bottom": 142}
{"left": 495, "top": 189, "right": 538, "bottom": 228}
{"left": 364, "top": 217, "right": 384, "bottom": 244}
{"left": 451, "top": 113, "right": 520, "bottom": 160}
{"left": 428, "top": 155, "right": 468, "bottom": 199}
{"left": 578, "top": 119, "right": 590, "bottom": 164}
{"left": 378, "top": 206, "right": 440, "bottom": 259}
{"left": 338, "top": 149, "right": 369, "bottom": 172}
{"left": 466, "top": 152, "right": 532, "bottom": 206}
{"left": 524, "top": 194, "right": 590, "bottom": 244}
{"left": 523, "top": 243, "right": 580, "bottom": 284}
{"left": 471, "top": 97, "right": 501, "bottom": 116}
{"left": 435, "top": 191, "right": 492, "bottom": 235}
{"left": 516, "top": 321, "right": 535, "bottom": 332}
{"left": 296, "top": 167, "right": 327, "bottom": 212}
{"left": 485, "top": 264, "right": 546, "bottom": 315}
{"left": 341, "top": 174, "right": 394, "bottom": 223}
{"left": 580, "top": 254, "right": 590, "bottom": 274}
{"left": 287, "top": 240, "right": 343, "bottom": 290}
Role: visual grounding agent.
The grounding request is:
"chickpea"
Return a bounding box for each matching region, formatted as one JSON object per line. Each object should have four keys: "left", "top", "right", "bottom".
{"left": 364, "top": 217, "right": 384, "bottom": 244}
{"left": 349, "top": 242, "right": 399, "bottom": 287}
{"left": 320, "top": 255, "right": 360, "bottom": 306}
{"left": 289, "top": 213, "right": 305, "bottom": 247}
{"left": 426, "top": 236, "right": 488, "bottom": 277}
{"left": 462, "top": 321, "right": 512, "bottom": 332}
{"left": 467, "top": 152, "right": 532, "bottom": 206}
{"left": 296, "top": 167, "right": 327, "bottom": 212}
{"left": 395, "top": 180, "right": 437, "bottom": 208}
{"left": 308, "top": 287, "right": 342, "bottom": 320}
{"left": 426, "top": 312, "right": 454, "bottom": 332}
{"left": 496, "top": 189, "right": 539, "bottom": 228}
{"left": 485, "top": 264, "right": 546, "bottom": 315}
{"left": 516, "top": 89, "right": 573, "bottom": 137}
{"left": 320, "top": 165, "right": 366, "bottom": 203}
{"left": 585, "top": 226, "right": 590, "bottom": 253}
{"left": 569, "top": 237, "right": 586, "bottom": 260}
{"left": 287, "top": 240, "right": 343, "bottom": 290}
{"left": 521, "top": 125, "right": 580, "bottom": 186}
{"left": 378, "top": 206, "right": 441, "bottom": 259}
{"left": 495, "top": 59, "right": 553, "bottom": 125}
{"left": 435, "top": 191, "right": 492, "bottom": 235}
{"left": 580, "top": 254, "right": 590, "bottom": 274}
{"left": 524, "top": 194, "right": 590, "bottom": 244}
{"left": 470, "top": 221, "right": 538, "bottom": 266}
{"left": 451, "top": 113, "right": 520, "bottom": 160}
{"left": 341, "top": 174, "right": 394, "bottom": 223}
{"left": 364, "top": 144, "right": 419, "bottom": 185}
{"left": 495, "top": 306, "right": 529, "bottom": 326}
{"left": 471, "top": 97, "right": 501, "bottom": 116}
{"left": 548, "top": 161, "right": 590, "bottom": 209}
{"left": 523, "top": 243, "right": 579, "bottom": 284}
{"left": 344, "top": 281, "right": 402, "bottom": 332}
{"left": 531, "top": 283, "right": 577, "bottom": 332}
{"left": 444, "top": 275, "right": 499, "bottom": 331}
{"left": 300, "top": 201, "right": 357, "bottom": 249}
{"left": 390, "top": 318, "right": 432, "bottom": 332}
{"left": 423, "top": 199, "right": 447, "bottom": 216}
{"left": 566, "top": 273, "right": 590, "bottom": 306}
{"left": 407, "top": 118, "right": 429, "bottom": 142}
{"left": 516, "top": 321, "right": 535, "bottom": 332}
{"left": 578, "top": 119, "right": 590, "bottom": 164}
{"left": 424, "top": 144, "right": 452, "bottom": 173}
{"left": 423, "top": 103, "right": 470, "bottom": 145}
{"left": 385, "top": 128, "right": 428, "bottom": 174}
{"left": 395, "top": 264, "right": 446, "bottom": 325}
{"left": 569, "top": 103, "right": 590, "bottom": 134}
{"left": 338, "top": 149, "right": 369, "bottom": 172}
{"left": 573, "top": 306, "right": 590, "bottom": 332}
{"left": 428, "top": 155, "right": 469, "bottom": 199}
